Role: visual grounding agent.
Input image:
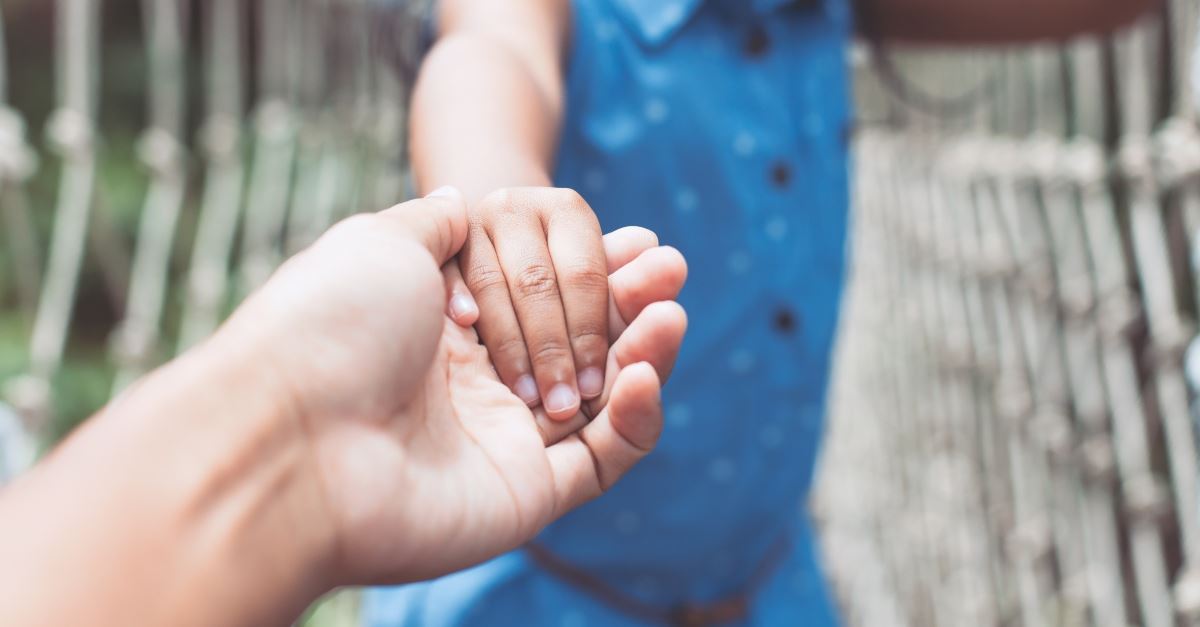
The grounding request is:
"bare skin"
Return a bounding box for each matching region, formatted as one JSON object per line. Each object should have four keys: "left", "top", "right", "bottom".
{"left": 0, "top": 188, "right": 688, "bottom": 627}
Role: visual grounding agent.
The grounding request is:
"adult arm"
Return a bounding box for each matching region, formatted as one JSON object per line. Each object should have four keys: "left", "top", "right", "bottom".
{"left": 0, "top": 190, "right": 687, "bottom": 627}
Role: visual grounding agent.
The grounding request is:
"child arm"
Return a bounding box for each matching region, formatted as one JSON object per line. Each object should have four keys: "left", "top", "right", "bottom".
{"left": 411, "top": 0, "right": 615, "bottom": 423}
{"left": 411, "top": 0, "right": 569, "bottom": 200}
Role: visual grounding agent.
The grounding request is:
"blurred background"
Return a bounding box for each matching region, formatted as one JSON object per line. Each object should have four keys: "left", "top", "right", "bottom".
{"left": 1, "top": 0, "right": 1199, "bottom": 626}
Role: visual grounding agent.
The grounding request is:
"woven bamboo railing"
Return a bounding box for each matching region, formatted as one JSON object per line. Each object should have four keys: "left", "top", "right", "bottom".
{"left": 818, "top": 5, "right": 1200, "bottom": 626}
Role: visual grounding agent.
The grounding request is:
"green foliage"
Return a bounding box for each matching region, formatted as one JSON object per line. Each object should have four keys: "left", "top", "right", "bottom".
{"left": 299, "top": 589, "right": 362, "bottom": 627}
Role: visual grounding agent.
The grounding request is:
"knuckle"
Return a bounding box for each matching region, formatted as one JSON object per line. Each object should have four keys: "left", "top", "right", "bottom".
{"left": 467, "top": 209, "right": 489, "bottom": 230}
{"left": 492, "top": 336, "right": 531, "bottom": 362}
{"left": 529, "top": 340, "right": 573, "bottom": 366}
{"left": 478, "top": 187, "right": 513, "bottom": 209}
{"left": 552, "top": 187, "right": 586, "bottom": 207}
{"left": 478, "top": 188, "right": 523, "bottom": 219}
{"left": 465, "top": 263, "right": 508, "bottom": 294}
{"left": 556, "top": 188, "right": 595, "bottom": 219}
{"left": 546, "top": 189, "right": 600, "bottom": 230}
{"left": 571, "top": 329, "right": 608, "bottom": 351}
{"left": 561, "top": 264, "right": 609, "bottom": 294}
{"left": 513, "top": 264, "right": 561, "bottom": 301}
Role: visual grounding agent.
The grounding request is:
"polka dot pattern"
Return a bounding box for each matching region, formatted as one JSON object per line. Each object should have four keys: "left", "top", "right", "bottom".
{"left": 583, "top": 169, "right": 606, "bottom": 192}
{"left": 666, "top": 403, "right": 693, "bottom": 428}
{"left": 760, "top": 424, "right": 785, "bottom": 448}
{"left": 708, "top": 457, "right": 737, "bottom": 483}
{"left": 727, "top": 251, "right": 752, "bottom": 274}
{"left": 765, "top": 216, "right": 789, "bottom": 241}
{"left": 615, "top": 510, "right": 641, "bottom": 534}
{"left": 643, "top": 98, "right": 669, "bottom": 123}
{"left": 594, "top": 20, "right": 619, "bottom": 42}
{"left": 728, "top": 348, "right": 755, "bottom": 374}
{"left": 733, "top": 131, "right": 757, "bottom": 157}
{"left": 674, "top": 187, "right": 698, "bottom": 213}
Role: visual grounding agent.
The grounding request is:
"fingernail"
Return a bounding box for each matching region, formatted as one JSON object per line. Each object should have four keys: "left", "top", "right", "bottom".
{"left": 545, "top": 383, "right": 580, "bottom": 414}
{"left": 515, "top": 375, "right": 540, "bottom": 406}
{"left": 426, "top": 185, "right": 460, "bottom": 199}
{"left": 578, "top": 367, "right": 604, "bottom": 399}
{"left": 448, "top": 293, "right": 478, "bottom": 319}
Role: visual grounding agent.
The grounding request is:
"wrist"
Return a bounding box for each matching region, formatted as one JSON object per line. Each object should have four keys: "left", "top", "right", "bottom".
{"left": 182, "top": 330, "right": 340, "bottom": 620}
{"left": 415, "top": 167, "right": 553, "bottom": 207}
{"left": 106, "top": 331, "right": 340, "bottom": 624}
{"left": 0, "top": 327, "right": 341, "bottom": 626}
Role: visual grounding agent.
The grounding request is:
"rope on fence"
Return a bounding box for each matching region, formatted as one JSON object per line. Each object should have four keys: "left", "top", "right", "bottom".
{"left": 0, "top": 0, "right": 413, "bottom": 460}
{"left": 110, "top": 0, "right": 191, "bottom": 393}
{"left": 236, "top": 0, "right": 299, "bottom": 295}
{"left": 819, "top": 8, "right": 1200, "bottom": 625}
{"left": 0, "top": 2, "right": 40, "bottom": 322}
{"left": 178, "top": 0, "right": 248, "bottom": 351}
{"left": 6, "top": 0, "right": 102, "bottom": 436}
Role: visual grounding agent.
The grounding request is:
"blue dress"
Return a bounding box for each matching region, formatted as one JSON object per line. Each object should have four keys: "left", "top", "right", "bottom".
{"left": 366, "top": 0, "right": 853, "bottom": 623}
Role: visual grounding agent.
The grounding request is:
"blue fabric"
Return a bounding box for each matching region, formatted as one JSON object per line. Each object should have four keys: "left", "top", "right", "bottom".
{"left": 367, "top": 0, "right": 853, "bottom": 623}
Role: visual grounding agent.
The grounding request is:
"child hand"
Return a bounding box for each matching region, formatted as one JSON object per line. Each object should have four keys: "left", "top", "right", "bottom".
{"left": 443, "top": 187, "right": 613, "bottom": 421}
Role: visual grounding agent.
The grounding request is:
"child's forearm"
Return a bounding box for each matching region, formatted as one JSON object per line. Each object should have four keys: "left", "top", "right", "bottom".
{"left": 413, "top": 1, "right": 615, "bottom": 418}
{"left": 410, "top": 2, "right": 567, "bottom": 201}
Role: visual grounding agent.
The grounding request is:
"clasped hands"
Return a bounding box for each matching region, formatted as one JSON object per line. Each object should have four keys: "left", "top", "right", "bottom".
{"left": 0, "top": 185, "right": 686, "bottom": 627}
{"left": 253, "top": 185, "right": 688, "bottom": 587}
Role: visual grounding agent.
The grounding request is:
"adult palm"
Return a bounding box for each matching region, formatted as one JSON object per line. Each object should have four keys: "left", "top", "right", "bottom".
{"left": 221, "top": 191, "right": 688, "bottom": 587}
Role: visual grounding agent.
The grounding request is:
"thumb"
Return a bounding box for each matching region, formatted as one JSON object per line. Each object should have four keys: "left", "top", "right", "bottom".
{"left": 544, "top": 362, "right": 663, "bottom": 515}
{"left": 379, "top": 185, "right": 469, "bottom": 265}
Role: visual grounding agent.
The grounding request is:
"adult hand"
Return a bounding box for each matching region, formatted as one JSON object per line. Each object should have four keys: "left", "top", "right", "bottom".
{"left": 0, "top": 187, "right": 687, "bottom": 627}
{"left": 446, "top": 222, "right": 689, "bottom": 448}
{"left": 223, "top": 186, "right": 688, "bottom": 585}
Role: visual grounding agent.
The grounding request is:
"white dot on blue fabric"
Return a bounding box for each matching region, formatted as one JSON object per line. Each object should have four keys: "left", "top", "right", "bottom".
{"left": 728, "top": 251, "right": 751, "bottom": 274}
{"left": 674, "top": 187, "right": 698, "bottom": 213}
{"left": 583, "top": 168, "right": 606, "bottom": 192}
{"left": 615, "top": 510, "right": 641, "bottom": 534}
{"left": 594, "top": 20, "right": 618, "bottom": 42}
{"left": 760, "top": 424, "right": 784, "bottom": 448}
{"left": 729, "top": 349, "right": 755, "bottom": 374}
{"left": 644, "top": 98, "right": 669, "bottom": 123}
{"left": 793, "top": 570, "right": 819, "bottom": 594}
{"left": 733, "top": 131, "right": 757, "bottom": 157}
{"left": 800, "top": 405, "right": 822, "bottom": 431}
{"left": 765, "top": 216, "right": 788, "bottom": 241}
{"left": 709, "top": 457, "right": 737, "bottom": 483}
{"left": 560, "top": 610, "right": 586, "bottom": 627}
{"left": 659, "top": 3, "right": 684, "bottom": 25}
{"left": 666, "top": 404, "right": 692, "bottom": 428}
{"left": 804, "top": 113, "right": 826, "bottom": 136}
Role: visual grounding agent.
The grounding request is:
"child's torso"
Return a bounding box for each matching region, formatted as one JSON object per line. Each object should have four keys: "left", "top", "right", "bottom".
{"left": 542, "top": 0, "right": 856, "bottom": 605}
